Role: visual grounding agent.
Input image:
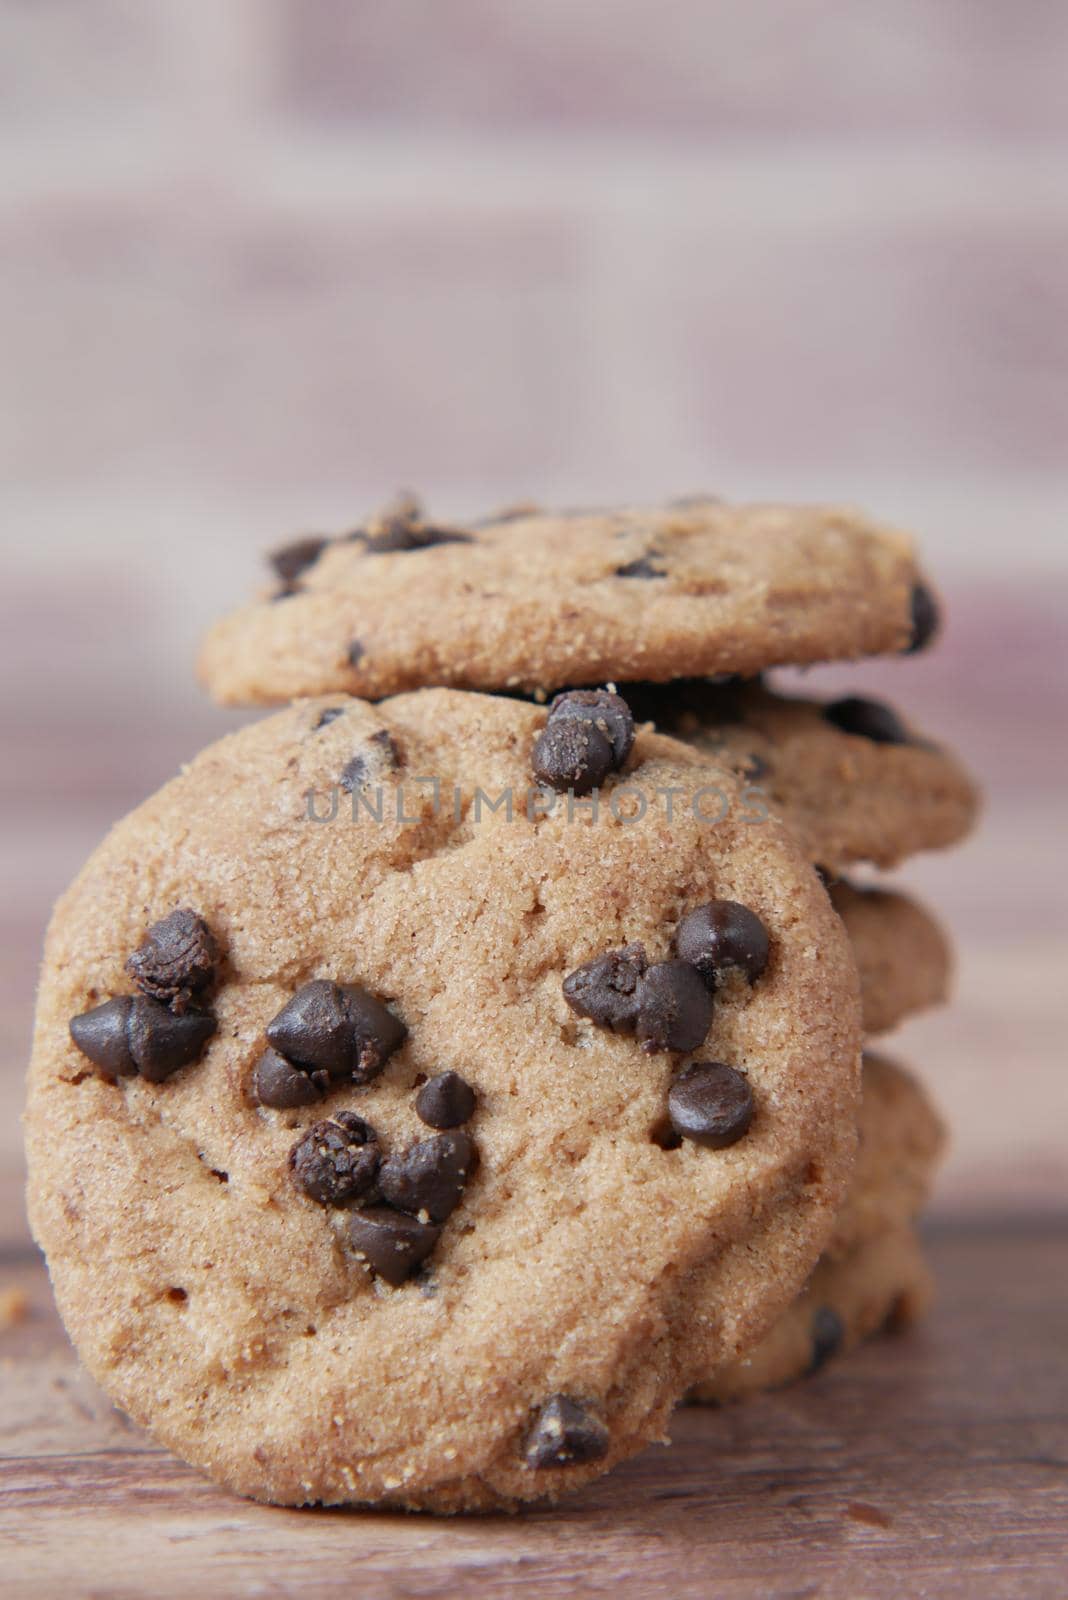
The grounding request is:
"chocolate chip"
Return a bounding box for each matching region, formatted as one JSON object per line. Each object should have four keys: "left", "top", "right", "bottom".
{"left": 906, "top": 583, "right": 940, "bottom": 654}
{"left": 547, "top": 689, "right": 636, "bottom": 767}
{"left": 314, "top": 706, "right": 345, "bottom": 730}
{"left": 674, "top": 901, "right": 770, "bottom": 988}
{"left": 634, "top": 960, "right": 713, "bottom": 1053}
{"left": 563, "top": 946, "right": 712, "bottom": 1052}
{"left": 808, "top": 1304, "right": 845, "bottom": 1372}
{"left": 347, "top": 640, "right": 365, "bottom": 668}
{"left": 266, "top": 980, "right": 406, "bottom": 1085}
{"left": 523, "top": 1395, "right": 609, "bottom": 1469}
{"left": 562, "top": 944, "right": 647, "bottom": 1033}
{"left": 340, "top": 755, "right": 371, "bottom": 793}
{"left": 823, "top": 696, "right": 909, "bottom": 745}
{"left": 69, "top": 998, "right": 138, "bottom": 1077}
{"left": 362, "top": 496, "right": 471, "bottom": 553}
{"left": 667, "top": 1062, "right": 754, "bottom": 1148}
{"left": 340, "top": 731, "right": 400, "bottom": 793}
{"left": 415, "top": 1071, "right": 477, "bottom": 1129}
{"left": 377, "top": 1131, "right": 478, "bottom": 1223}
{"left": 126, "top": 908, "right": 217, "bottom": 1012}
{"left": 250, "top": 1047, "right": 325, "bottom": 1109}
{"left": 615, "top": 555, "right": 665, "bottom": 579}
{"left": 269, "top": 537, "right": 328, "bottom": 585}
{"left": 127, "top": 999, "right": 216, "bottom": 1082}
{"left": 532, "top": 717, "right": 614, "bottom": 795}
{"left": 69, "top": 995, "right": 214, "bottom": 1081}
{"left": 290, "top": 1112, "right": 379, "bottom": 1206}
{"left": 348, "top": 1206, "right": 441, "bottom": 1285}
{"left": 738, "top": 752, "right": 770, "bottom": 781}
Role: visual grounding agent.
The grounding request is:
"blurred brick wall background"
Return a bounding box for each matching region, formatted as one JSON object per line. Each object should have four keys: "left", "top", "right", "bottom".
{"left": 2, "top": 1, "right": 1067, "bottom": 1240}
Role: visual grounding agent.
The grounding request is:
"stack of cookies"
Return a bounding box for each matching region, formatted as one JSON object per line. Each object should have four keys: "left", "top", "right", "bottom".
{"left": 27, "top": 497, "right": 978, "bottom": 1511}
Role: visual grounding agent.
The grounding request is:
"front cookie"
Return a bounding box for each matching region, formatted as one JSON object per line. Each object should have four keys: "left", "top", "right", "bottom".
{"left": 27, "top": 689, "right": 860, "bottom": 1510}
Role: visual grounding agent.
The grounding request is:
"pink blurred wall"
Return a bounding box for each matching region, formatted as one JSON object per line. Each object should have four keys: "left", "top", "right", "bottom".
{"left": 2, "top": 1, "right": 1067, "bottom": 1239}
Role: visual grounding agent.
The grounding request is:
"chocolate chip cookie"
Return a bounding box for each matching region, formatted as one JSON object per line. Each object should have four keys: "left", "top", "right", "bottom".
{"left": 627, "top": 678, "right": 979, "bottom": 871}
{"left": 829, "top": 879, "right": 952, "bottom": 1037}
{"left": 691, "top": 1053, "right": 945, "bottom": 1401}
{"left": 198, "top": 497, "right": 933, "bottom": 705}
{"left": 698, "top": 1226, "right": 935, "bottom": 1403}
{"left": 26, "top": 688, "right": 861, "bottom": 1510}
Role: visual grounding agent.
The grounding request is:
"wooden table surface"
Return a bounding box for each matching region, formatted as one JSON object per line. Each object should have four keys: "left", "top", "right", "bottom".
{"left": 2, "top": 1221, "right": 1065, "bottom": 1600}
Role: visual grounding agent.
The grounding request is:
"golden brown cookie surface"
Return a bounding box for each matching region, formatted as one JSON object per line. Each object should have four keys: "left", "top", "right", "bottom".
{"left": 830, "top": 880, "right": 952, "bottom": 1036}
{"left": 630, "top": 678, "right": 979, "bottom": 871}
{"left": 27, "top": 690, "right": 861, "bottom": 1509}
{"left": 199, "top": 498, "right": 930, "bottom": 705}
{"left": 690, "top": 1053, "right": 945, "bottom": 1403}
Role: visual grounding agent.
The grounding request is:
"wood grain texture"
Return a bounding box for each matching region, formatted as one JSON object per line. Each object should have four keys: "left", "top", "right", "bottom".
{"left": 1, "top": 1226, "right": 1065, "bottom": 1599}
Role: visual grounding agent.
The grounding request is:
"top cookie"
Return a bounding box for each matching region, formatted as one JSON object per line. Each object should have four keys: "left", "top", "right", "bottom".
{"left": 199, "top": 496, "right": 935, "bottom": 705}
{"left": 27, "top": 687, "right": 860, "bottom": 1510}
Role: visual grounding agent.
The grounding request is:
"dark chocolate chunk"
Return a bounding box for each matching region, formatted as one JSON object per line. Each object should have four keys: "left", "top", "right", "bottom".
{"left": 348, "top": 1206, "right": 441, "bottom": 1285}
{"left": 415, "top": 1071, "right": 477, "bottom": 1129}
{"left": 906, "top": 583, "right": 940, "bottom": 654}
{"left": 563, "top": 945, "right": 711, "bottom": 1051}
{"left": 363, "top": 496, "right": 471, "bottom": 553}
{"left": 377, "top": 1131, "right": 478, "bottom": 1224}
{"left": 823, "top": 696, "right": 909, "bottom": 745}
{"left": 70, "top": 995, "right": 214, "bottom": 1081}
{"left": 667, "top": 1061, "right": 754, "bottom": 1148}
{"left": 613, "top": 553, "right": 661, "bottom": 579}
{"left": 674, "top": 900, "right": 770, "bottom": 988}
{"left": 250, "top": 1047, "right": 325, "bottom": 1109}
{"left": 615, "top": 555, "right": 666, "bottom": 579}
{"left": 269, "top": 537, "right": 328, "bottom": 585}
{"left": 808, "top": 1305, "right": 845, "bottom": 1373}
{"left": 266, "top": 980, "right": 406, "bottom": 1085}
{"left": 339, "top": 730, "right": 400, "bottom": 793}
{"left": 562, "top": 944, "right": 647, "bottom": 1033}
{"left": 290, "top": 1112, "right": 379, "bottom": 1206}
{"left": 339, "top": 755, "right": 371, "bottom": 793}
{"left": 126, "top": 908, "right": 217, "bottom": 1012}
{"left": 523, "top": 1395, "right": 609, "bottom": 1469}
{"left": 69, "top": 997, "right": 138, "bottom": 1077}
{"left": 532, "top": 717, "right": 613, "bottom": 795}
{"left": 347, "top": 640, "right": 365, "bottom": 668}
{"left": 547, "top": 689, "right": 636, "bottom": 766}
{"left": 126, "top": 998, "right": 216, "bottom": 1082}
{"left": 634, "top": 960, "right": 713, "bottom": 1053}
{"left": 314, "top": 706, "right": 345, "bottom": 730}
